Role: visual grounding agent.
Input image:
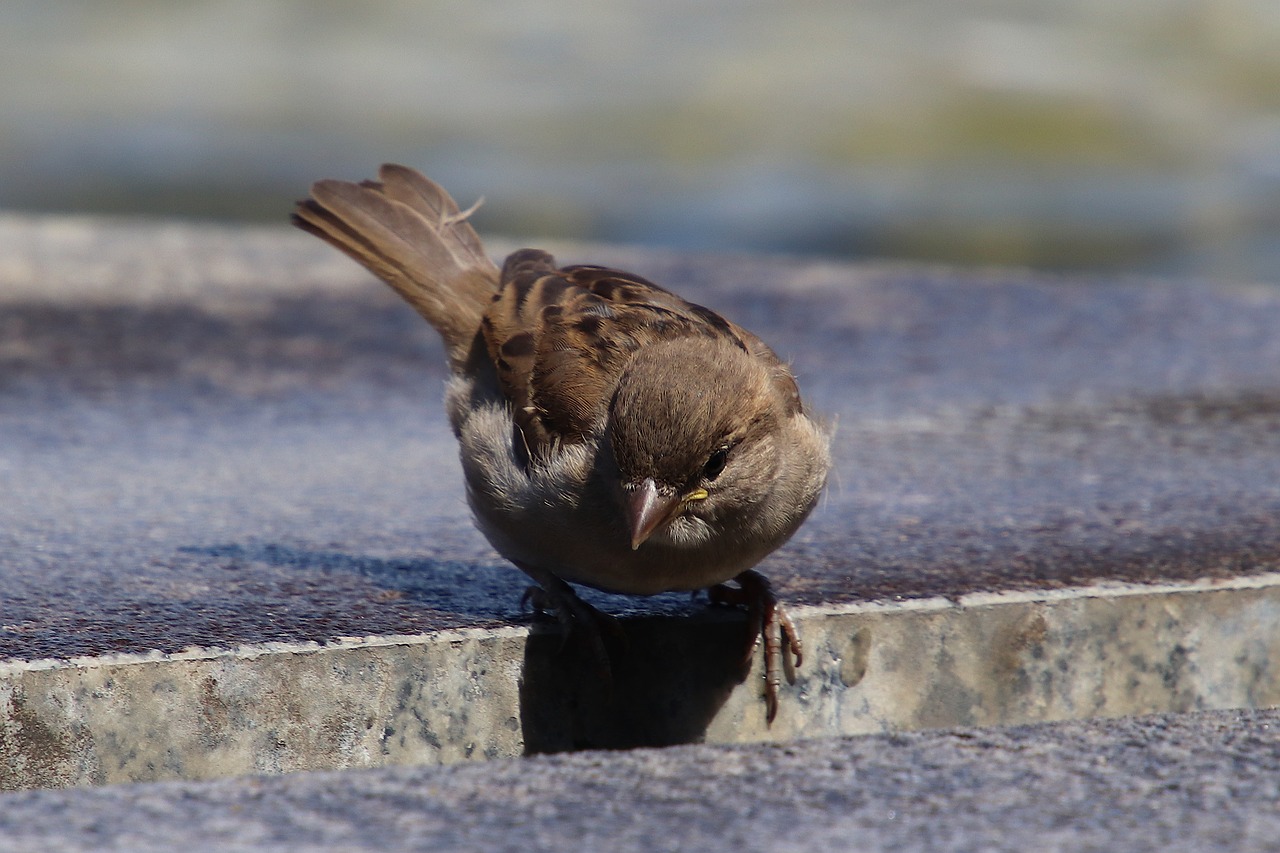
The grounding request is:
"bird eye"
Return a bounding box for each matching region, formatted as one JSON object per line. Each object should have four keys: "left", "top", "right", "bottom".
{"left": 703, "top": 446, "right": 730, "bottom": 481}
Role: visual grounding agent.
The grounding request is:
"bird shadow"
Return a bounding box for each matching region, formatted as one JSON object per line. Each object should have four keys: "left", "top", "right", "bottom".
{"left": 519, "top": 605, "right": 754, "bottom": 754}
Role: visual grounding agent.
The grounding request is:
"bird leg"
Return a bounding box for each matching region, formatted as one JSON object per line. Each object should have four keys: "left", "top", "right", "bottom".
{"left": 516, "top": 562, "right": 624, "bottom": 681}
{"left": 707, "top": 569, "right": 803, "bottom": 724}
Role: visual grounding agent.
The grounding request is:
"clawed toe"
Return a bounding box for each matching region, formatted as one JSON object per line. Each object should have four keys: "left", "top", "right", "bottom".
{"left": 707, "top": 569, "right": 802, "bottom": 724}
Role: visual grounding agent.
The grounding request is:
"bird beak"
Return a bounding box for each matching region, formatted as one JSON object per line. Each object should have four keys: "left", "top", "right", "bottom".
{"left": 626, "top": 477, "right": 681, "bottom": 550}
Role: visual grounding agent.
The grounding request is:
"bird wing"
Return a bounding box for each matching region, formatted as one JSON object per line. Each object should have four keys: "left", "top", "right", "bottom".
{"left": 481, "top": 249, "right": 801, "bottom": 461}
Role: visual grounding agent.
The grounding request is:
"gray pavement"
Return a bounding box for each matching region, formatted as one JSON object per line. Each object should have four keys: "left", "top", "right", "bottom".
{"left": 3, "top": 216, "right": 1280, "bottom": 661}
{"left": 1, "top": 708, "right": 1278, "bottom": 852}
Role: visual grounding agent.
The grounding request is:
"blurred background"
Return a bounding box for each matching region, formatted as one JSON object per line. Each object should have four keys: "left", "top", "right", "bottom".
{"left": 2, "top": 1, "right": 1278, "bottom": 283}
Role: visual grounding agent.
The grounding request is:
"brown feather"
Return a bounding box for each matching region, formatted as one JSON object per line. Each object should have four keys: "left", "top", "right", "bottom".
{"left": 478, "top": 253, "right": 802, "bottom": 460}
{"left": 291, "top": 165, "right": 500, "bottom": 370}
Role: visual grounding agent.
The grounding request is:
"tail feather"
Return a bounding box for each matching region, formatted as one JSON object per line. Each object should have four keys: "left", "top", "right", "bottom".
{"left": 292, "top": 164, "right": 500, "bottom": 369}
{"left": 375, "top": 164, "right": 492, "bottom": 271}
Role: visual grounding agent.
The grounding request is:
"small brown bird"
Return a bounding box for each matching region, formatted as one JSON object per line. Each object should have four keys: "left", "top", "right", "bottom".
{"left": 293, "top": 165, "right": 830, "bottom": 721}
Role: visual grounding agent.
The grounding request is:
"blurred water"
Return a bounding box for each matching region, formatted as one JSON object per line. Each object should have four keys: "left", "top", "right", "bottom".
{"left": 2, "top": 1, "right": 1278, "bottom": 282}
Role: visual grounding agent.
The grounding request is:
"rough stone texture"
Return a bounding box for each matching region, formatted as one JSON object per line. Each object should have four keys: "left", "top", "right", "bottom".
{"left": 5, "top": 575, "right": 1278, "bottom": 789}
{"left": 0, "top": 630, "right": 530, "bottom": 790}
{"left": 1, "top": 707, "right": 1278, "bottom": 853}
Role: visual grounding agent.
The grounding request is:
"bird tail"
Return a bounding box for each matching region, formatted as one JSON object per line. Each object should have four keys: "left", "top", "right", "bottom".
{"left": 292, "top": 164, "right": 500, "bottom": 369}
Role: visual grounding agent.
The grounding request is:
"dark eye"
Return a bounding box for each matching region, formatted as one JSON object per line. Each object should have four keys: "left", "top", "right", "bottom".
{"left": 703, "top": 446, "right": 730, "bottom": 481}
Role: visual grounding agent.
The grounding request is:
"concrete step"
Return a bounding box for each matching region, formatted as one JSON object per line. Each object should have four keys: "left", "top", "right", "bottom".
{"left": 2, "top": 215, "right": 1279, "bottom": 791}
{"left": 5, "top": 574, "right": 1280, "bottom": 789}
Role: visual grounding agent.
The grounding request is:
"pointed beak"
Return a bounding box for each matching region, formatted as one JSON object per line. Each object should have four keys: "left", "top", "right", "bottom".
{"left": 626, "top": 478, "right": 681, "bottom": 550}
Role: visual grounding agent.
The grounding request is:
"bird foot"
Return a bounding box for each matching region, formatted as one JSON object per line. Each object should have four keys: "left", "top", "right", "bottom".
{"left": 707, "top": 569, "right": 802, "bottom": 724}
{"left": 518, "top": 567, "right": 624, "bottom": 682}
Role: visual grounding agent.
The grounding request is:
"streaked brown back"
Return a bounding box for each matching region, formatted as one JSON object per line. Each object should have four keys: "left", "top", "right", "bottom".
{"left": 482, "top": 249, "right": 802, "bottom": 459}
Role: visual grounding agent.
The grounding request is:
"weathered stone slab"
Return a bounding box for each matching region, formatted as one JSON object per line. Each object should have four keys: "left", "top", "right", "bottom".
{"left": 5, "top": 574, "right": 1278, "bottom": 789}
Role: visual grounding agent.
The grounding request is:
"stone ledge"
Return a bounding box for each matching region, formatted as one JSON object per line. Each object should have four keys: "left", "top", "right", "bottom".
{"left": 5, "top": 573, "right": 1277, "bottom": 790}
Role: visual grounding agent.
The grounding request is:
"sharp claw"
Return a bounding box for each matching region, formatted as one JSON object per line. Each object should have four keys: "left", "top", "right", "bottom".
{"left": 707, "top": 569, "right": 802, "bottom": 725}
{"left": 776, "top": 603, "right": 804, "bottom": 670}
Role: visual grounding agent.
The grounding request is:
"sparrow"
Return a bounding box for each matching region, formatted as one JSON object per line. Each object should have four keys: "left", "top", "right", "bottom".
{"left": 292, "top": 164, "right": 830, "bottom": 722}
